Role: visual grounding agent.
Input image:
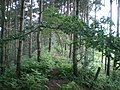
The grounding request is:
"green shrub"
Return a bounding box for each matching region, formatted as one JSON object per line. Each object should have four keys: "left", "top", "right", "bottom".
{"left": 58, "top": 64, "right": 73, "bottom": 80}
{"left": 0, "top": 66, "right": 19, "bottom": 90}
{"left": 75, "top": 68, "right": 94, "bottom": 88}
{"left": 19, "top": 71, "right": 48, "bottom": 90}
{"left": 59, "top": 81, "right": 81, "bottom": 90}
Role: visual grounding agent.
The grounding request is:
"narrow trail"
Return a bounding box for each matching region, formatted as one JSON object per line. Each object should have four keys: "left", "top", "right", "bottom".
{"left": 46, "top": 68, "right": 69, "bottom": 90}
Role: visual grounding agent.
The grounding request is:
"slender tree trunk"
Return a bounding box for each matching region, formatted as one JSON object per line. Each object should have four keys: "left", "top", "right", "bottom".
{"left": 37, "top": 31, "right": 42, "bottom": 62}
{"left": 69, "top": 34, "right": 72, "bottom": 58}
{"left": 72, "top": 0, "right": 79, "bottom": 77}
{"left": 113, "top": 0, "right": 120, "bottom": 70}
{"left": 106, "top": 0, "right": 112, "bottom": 76}
{"left": 69, "top": 0, "right": 72, "bottom": 58}
{"left": 16, "top": 0, "right": 25, "bottom": 78}
{"left": 117, "top": 0, "right": 120, "bottom": 37}
{"left": 72, "top": 34, "right": 78, "bottom": 77}
{"left": 4, "top": 8, "right": 9, "bottom": 68}
{"left": 48, "top": 0, "right": 54, "bottom": 52}
{"left": 14, "top": 0, "right": 18, "bottom": 65}
{"left": 64, "top": 36, "right": 67, "bottom": 51}
{"left": 29, "top": 0, "right": 33, "bottom": 58}
{"left": 37, "top": 0, "right": 42, "bottom": 62}
{"left": 48, "top": 33, "right": 52, "bottom": 52}
{"left": 101, "top": 50, "right": 104, "bottom": 64}
{"left": 83, "top": 0, "right": 89, "bottom": 69}
{"left": 107, "top": 54, "right": 110, "bottom": 76}
{"left": 0, "top": 0, "right": 6, "bottom": 74}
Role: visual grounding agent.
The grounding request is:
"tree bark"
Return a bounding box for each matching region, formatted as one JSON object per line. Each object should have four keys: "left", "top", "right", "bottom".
{"left": 107, "top": 54, "right": 110, "bottom": 76}
{"left": 0, "top": 0, "right": 6, "bottom": 74}
{"left": 48, "top": 32, "right": 52, "bottom": 52}
{"left": 106, "top": 0, "right": 112, "bottom": 76}
{"left": 113, "top": 0, "right": 120, "bottom": 70}
{"left": 16, "top": 0, "right": 25, "bottom": 78}
{"left": 29, "top": 0, "right": 33, "bottom": 58}
{"left": 72, "top": 34, "right": 78, "bottom": 77}
{"left": 69, "top": 34, "right": 72, "bottom": 58}
{"left": 72, "top": 0, "right": 79, "bottom": 77}
{"left": 37, "top": 0, "right": 42, "bottom": 62}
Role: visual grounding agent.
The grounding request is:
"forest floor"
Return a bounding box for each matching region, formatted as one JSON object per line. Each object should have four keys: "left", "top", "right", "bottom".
{"left": 46, "top": 68, "right": 89, "bottom": 90}
{"left": 46, "top": 68, "right": 70, "bottom": 90}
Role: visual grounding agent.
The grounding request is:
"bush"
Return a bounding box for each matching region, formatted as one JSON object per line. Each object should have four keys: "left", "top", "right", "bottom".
{"left": 0, "top": 54, "right": 52, "bottom": 90}
{"left": 59, "top": 81, "right": 81, "bottom": 90}
{"left": 19, "top": 71, "right": 48, "bottom": 90}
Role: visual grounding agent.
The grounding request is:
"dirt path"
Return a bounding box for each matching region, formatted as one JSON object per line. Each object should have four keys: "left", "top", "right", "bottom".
{"left": 46, "top": 69, "right": 69, "bottom": 90}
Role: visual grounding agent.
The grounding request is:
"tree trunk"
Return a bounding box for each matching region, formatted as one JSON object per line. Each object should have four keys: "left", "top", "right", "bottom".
{"left": 72, "top": 34, "right": 78, "bottom": 77}
{"left": 113, "top": 0, "right": 120, "bottom": 70}
{"left": 48, "top": 0, "right": 54, "bottom": 52}
{"left": 14, "top": 0, "right": 19, "bottom": 65}
{"left": 16, "top": 0, "right": 25, "bottom": 78}
{"left": 0, "top": 0, "right": 6, "bottom": 74}
{"left": 107, "top": 54, "right": 110, "bottom": 76}
{"left": 72, "top": 0, "right": 79, "bottom": 77}
{"left": 117, "top": 0, "right": 120, "bottom": 37}
{"left": 105, "top": 56, "right": 107, "bottom": 71}
{"left": 69, "top": 34, "right": 72, "bottom": 58}
{"left": 37, "top": 0, "right": 43, "bottom": 62}
{"left": 48, "top": 32, "right": 52, "bottom": 52}
{"left": 106, "top": 0, "right": 112, "bottom": 76}
{"left": 29, "top": 0, "right": 33, "bottom": 58}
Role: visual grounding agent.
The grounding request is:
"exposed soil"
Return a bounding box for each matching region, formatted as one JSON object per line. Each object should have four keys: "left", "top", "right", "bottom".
{"left": 46, "top": 68, "right": 69, "bottom": 90}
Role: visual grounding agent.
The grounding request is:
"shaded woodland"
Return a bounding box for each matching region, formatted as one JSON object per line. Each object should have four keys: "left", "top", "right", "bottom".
{"left": 0, "top": 0, "right": 120, "bottom": 90}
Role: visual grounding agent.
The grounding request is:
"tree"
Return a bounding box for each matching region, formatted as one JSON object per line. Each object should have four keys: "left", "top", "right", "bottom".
{"left": 72, "top": 0, "right": 79, "bottom": 77}
{"left": 28, "top": 0, "right": 33, "bottom": 58}
{"left": 37, "top": 0, "right": 43, "bottom": 62}
{"left": 16, "top": 0, "right": 25, "bottom": 78}
{"left": 117, "top": 0, "right": 120, "bottom": 37}
{"left": 0, "top": 0, "right": 6, "bottom": 74}
{"left": 48, "top": 0, "right": 54, "bottom": 52}
{"left": 113, "top": 0, "right": 120, "bottom": 71}
{"left": 106, "top": 0, "right": 113, "bottom": 76}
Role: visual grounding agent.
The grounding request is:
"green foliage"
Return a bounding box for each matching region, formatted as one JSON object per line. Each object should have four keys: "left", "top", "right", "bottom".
{"left": 1, "top": 47, "right": 120, "bottom": 90}
{"left": 92, "top": 73, "right": 120, "bottom": 90}
{"left": 58, "top": 63, "right": 73, "bottom": 79}
{"left": 76, "top": 68, "right": 95, "bottom": 88}
{"left": 73, "top": 67, "right": 120, "bottom": 90}
{"left": 19, "top": 72, "right": 48, "bottom": 90}
{"left": 0, "top": 49, "right": 57, "bottom": 90}
{"left": 0, "top": 61, "right": 49, "bottom": 90}
{"left": 50, "top": 53, "right": 74, "bottom": 79}
{"left": 22, "top": 49, "right": 56, "bottom": 76}
{"left": 0, "top": 67, "right": 18, "bottom": 90}
{"left": 59, "top": 81, "right": 81, "bottom": 90}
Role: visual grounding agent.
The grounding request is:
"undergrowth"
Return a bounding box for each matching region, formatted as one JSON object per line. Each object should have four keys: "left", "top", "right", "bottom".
{"left": 0, "top": 49, "right": 120, "bottom": 90}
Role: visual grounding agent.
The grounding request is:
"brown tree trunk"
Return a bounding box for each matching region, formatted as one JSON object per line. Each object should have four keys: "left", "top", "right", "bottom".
{"left": 37, "top": 0, "right": 43, "bottom": 62}
{"left": 105, "top": 56, "right": 107, "bottom": 71}
{"left": 16, "top": 0, "right": 25, "bottom": 78}
{"left": 106, "top": 0, "right": 112, "bottom": 76}
{"left": 29, "top": 0, "right": 33, "bottom": 58}
{"left": 14, "top": 0, "right": 19, "bottom": 65}
{"left": 0, "top": 0, "right": 6, "bottom": 74}
{"left": 72, "top": 34, "right": 78, "bottom": 77}
{"left": 113, "top": 0, "right": 120, "bottom": 70}
{"left": 4, "top": 9, "right": 9, "bottom": 68}
{"left": 107, "top": 54, "right": 110, "bottom": 76}
{"left": 117, "top": 0, "right": 120, "bottom": 37}
{"left": 48, "top": 33, "right": 52, "bottom": 52}
{"left": 37, "top": 31, "right": 42, "bottom": 62}
{"left": 72, "top": 0, "right": 79, "bottom": 77}
{"left": 69, "top": 34, "right": 72, "bottom": 58}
